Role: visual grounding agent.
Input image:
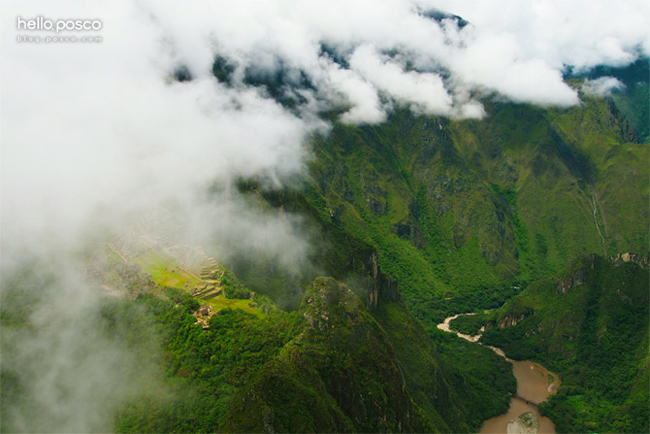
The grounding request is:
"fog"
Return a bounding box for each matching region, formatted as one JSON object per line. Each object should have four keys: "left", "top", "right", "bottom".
{"left": 1, "top": 0, "right": 648, "bottom": 431}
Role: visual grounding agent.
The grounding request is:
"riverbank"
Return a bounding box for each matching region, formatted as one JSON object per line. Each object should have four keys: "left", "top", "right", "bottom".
{"left": 437, "top": 314, "right": 560, "bottom": 434}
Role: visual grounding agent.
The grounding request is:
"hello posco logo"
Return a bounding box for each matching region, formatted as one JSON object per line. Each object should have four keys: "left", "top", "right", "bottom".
{"left": 17, "top": 16, "right": 102, "bottom": 33}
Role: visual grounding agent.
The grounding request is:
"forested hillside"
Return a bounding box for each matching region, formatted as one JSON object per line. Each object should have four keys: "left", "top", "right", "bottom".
{"left": 239, "top": 63, "right": 648, "bottom": 336}
{"left": 224, "top": 60, "right": 649, "bottom": 433}
{"left": 481, "top": 254, "right": 649, "bottom": 433}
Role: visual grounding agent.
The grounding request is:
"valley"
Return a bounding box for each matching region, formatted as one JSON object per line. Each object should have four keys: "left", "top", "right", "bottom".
{"left": 438, "top": 313, "right": 559, "bottom": 433}
{"left": 1, "top": 21, "right": 647, "bottom": 431}
{"left": 88, "top": 60, "right": 650, "bottom": 432}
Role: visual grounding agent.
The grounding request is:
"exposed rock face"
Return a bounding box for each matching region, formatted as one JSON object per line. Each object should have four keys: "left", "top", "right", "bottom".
{"left": 363, "top": 251, "right": 400, "bottom": 310}
{"left": 557, "top": 267, "right": 586, "bottom": 294}
{"left": 609, "top": 252, "right": 650, "bottom": 268}
{"left": 498, "top": 313, "right": 529, "bottom": 328}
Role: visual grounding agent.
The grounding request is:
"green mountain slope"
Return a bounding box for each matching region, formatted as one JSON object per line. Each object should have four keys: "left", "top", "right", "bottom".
{"left": 224, "top": 63, "right": 648, "bottom": 433}
{"left": 221, "top": 277, "right": 434, "bottom": 433}
{"left": 284, "top": 89, "right": 648, "bottom": 335}
{"left": 110, "top": 277, "right": 504, "bottom": 433}
{"left": 120, "top": 60, "right": 648, "bottom": 432}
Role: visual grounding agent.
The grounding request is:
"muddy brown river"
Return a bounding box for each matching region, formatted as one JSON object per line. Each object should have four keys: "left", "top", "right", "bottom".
{"left": 437, "top": 314, "right": 560, "bottom": 434}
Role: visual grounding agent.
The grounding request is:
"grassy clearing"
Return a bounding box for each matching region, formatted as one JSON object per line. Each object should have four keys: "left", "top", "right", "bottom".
{"left": 134, "top": 250, "right": 201, "bottom": 290}
{"left": 206, "top": 295, "right": 265, "bottom": 318}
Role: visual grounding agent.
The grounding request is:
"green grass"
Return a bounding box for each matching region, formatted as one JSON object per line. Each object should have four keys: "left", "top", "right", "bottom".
{"left": 206, "top": 295, "right": 265, "bottom": 318}
{"left": 129, "top": 248, "right": 266, "bottom": 317}
{"left": 134, "top": 250, "right": 201, "bottom": 290}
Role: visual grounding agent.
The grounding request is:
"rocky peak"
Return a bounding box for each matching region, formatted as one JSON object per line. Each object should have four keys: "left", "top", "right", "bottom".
{"left": 301, "top": 277, "right": 361, "bottom": 332}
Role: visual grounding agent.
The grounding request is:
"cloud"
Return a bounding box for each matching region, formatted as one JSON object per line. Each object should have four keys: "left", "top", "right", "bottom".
{"left": 349, "top": 44, "right": 453, "bottom": 115}
{"left": 129, "top": 0, "right": 649, "bottom": 120}
{"left": 1, "top": 262, "right": 164, "bottom": 432}
{"left": 323, "top": 60, "right": 387, "bottom": 124}
{"left": 446, "top": 30, "right": 580, "bottom": 106}
{"left": 581, "top": 76, "right": 625, "bottom": 96}
{"left": 423, "top": 0, "right": 650, "bottom": 71}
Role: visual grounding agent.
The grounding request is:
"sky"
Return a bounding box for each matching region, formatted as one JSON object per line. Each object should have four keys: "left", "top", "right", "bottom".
{"left": 1, "top": 0, "right": 649, "bottom": 431}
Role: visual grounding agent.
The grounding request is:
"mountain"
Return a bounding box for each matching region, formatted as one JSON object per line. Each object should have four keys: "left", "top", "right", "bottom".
{"left": 240, "top": 60, "right": 648, "bottom": 333}
{"left": 225, "top": 59, "right": 648, "bottom": 432}
{"left": 105, "top": 275, "right": 513, "bottom": 433}
{"left": 220, "top": 277, "right": 433, "bottom": 433}
{"left": 2, "top": 50, "right": 647, "bottom": 433}
{"left": 570, "top": 58, "right": 650, "bottom": 143}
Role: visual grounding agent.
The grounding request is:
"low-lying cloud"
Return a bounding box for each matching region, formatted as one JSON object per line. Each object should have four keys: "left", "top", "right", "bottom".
{"left": 581, "top": 77, "right": 626, "bottom": 97}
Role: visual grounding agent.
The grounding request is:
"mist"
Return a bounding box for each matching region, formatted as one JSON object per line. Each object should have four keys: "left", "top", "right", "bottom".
{"left": 1, "top": 0, "right": 648, "bottom": 431}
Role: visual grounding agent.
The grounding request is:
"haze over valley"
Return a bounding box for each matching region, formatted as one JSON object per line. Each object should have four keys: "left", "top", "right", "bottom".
{"left": 1, "top": 1, "right": 649, "bottom": 432}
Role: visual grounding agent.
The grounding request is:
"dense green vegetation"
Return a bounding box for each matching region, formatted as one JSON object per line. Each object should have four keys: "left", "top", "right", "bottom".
{"left": 573, "top": 58, "right": 650, "bottom": 143}
{"left": 114, "top": 289, "right": 306, "bottom": 432}
{"left": 221, "top": 60, "right": 648, "bottom": 433}
{"left": 112, "top": 279, "right": 462, "bottom": 433}
{"left": 264, "top": 86, "right": 647, "bottom": 337}
{"left": 221, "top": 277, "right": 437, "bottom": 433}
{"left": 371, "top": 298, "right": 515, "bottom": 432}
{"left": 481, "top": 255, "right": 649, "bottom": 433}
{"left": 108, "top": 275, "right": 517, "bottom": 433}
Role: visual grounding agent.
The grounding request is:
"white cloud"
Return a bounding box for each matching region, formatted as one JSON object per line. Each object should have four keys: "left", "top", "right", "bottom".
{"left": 423, "top": 0, "right": 650, "bottom": 71}
{"left": 326, "top": 62, "right": 387, "bottom": 124}
{"left": 581, "top": 76, "right": 625, "bottom": 97}
{"left": 349, "top": 44, "right": 454, "bottom": 115}
{"left": 129, "top": 0, "right": 649, "bottom": 119}
{"left": 445, "top": 30, "right": 580, "bottom": 106}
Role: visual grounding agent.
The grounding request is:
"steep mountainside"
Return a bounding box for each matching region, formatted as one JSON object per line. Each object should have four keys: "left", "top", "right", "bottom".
{"left": 221, "top": 277, "right": 433, "bottom": 433}
{"left": 107, "top": 276, "right": 512, "bottom": 433}
{"left": 223, "top": 61, "right": 649, "bottom": 433}
{"left": 282, "top": 78, "right": 648, "bottom": 335}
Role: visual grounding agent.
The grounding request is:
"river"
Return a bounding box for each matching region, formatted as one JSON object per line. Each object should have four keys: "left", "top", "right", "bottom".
{"left": 437, "top": 314, "right": 560, "bottom": 434}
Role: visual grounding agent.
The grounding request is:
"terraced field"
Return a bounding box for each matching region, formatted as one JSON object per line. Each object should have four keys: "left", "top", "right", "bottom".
{"left": 134, "top": 250, "right": 201, "bottom": 290}
{"left": 107, "top": 242, "right": 264, "bottom": 317}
